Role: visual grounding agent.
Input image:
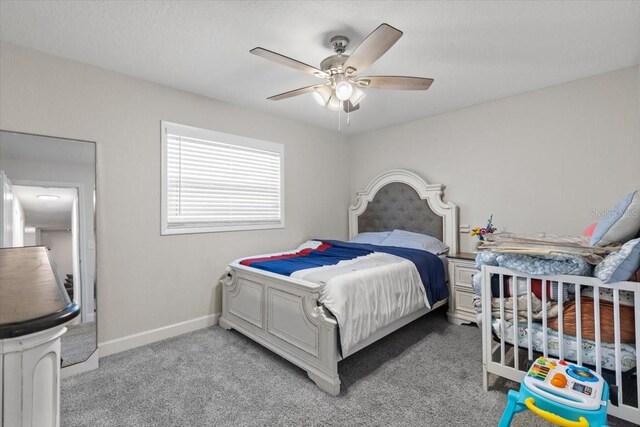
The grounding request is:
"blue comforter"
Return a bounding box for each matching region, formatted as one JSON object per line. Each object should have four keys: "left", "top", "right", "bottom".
{"left": 241, "top": 240, "right": 448, "bottom": 306}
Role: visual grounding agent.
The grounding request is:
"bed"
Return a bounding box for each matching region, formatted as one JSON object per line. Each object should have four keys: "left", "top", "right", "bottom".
{"left": 219, "top": 169, "right": 459, "bottom": 395}
{"left": 481, "top": 266, "right": 640, "bottom": 423}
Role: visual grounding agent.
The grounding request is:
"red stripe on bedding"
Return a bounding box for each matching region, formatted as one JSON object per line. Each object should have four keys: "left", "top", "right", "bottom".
{"left": 240, "top": 243, "right": 332, "bottom": 266}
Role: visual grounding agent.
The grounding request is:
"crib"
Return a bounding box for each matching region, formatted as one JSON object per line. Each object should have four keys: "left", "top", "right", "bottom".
{"left": 481, "top": 265, "right": 640, "bottom": 424}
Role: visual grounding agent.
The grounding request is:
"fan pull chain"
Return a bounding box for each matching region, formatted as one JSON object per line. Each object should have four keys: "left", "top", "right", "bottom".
{"left": 338, "top": 105, "right": 341, "bottom": 132}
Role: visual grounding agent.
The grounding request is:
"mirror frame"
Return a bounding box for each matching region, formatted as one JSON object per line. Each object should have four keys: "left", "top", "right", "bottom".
{"left": 0, "top": 129, "right": 99, "bottom": 376}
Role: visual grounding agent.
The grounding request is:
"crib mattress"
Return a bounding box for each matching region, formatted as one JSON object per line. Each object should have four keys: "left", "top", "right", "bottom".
{"left": 492, "top": 319, "right": 637, "bottom": 372}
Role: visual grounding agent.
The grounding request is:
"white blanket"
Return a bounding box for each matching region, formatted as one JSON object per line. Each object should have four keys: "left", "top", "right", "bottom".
{"left": 290, "top": 241, "right": 430, "bottom": 355}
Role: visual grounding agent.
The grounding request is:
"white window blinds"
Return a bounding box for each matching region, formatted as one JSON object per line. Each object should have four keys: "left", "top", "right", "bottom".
{"left": 161, "top": 122, "right": 284, "bottom": 234}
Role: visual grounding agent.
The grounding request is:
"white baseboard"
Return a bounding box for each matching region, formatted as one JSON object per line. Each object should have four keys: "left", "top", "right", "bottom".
{"left": 98, "top": 313, "right": 221, "bottom": 357}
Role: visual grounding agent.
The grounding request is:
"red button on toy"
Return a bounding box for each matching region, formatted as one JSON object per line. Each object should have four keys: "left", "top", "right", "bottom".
{"left": 559, "top": 360, "right": 567, "bottom": 366}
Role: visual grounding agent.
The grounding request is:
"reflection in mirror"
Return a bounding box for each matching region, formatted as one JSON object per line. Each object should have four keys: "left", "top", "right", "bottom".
{"left": 0, "top": 131, "right": 96, "bottom": 367}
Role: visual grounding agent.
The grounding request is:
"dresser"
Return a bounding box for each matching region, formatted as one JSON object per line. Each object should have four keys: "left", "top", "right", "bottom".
{"left": 1, "top": 247, "right": 80, "bottom": 427}
{"left": 446, "top": 252, "right": 479, "bottom": 325}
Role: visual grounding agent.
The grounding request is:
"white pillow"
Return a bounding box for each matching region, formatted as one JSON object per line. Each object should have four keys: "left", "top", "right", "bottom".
{"left": 349, "top": 231, "right": 391, "bottom": 245}
{"left": 590, "top": 190, "right": 640, "bottom": 246}
{"left": 380, "top": 229, "right": 449, "bottom": 255}
{"left": 594, "top": 238, "right": 640, "bottom": 283}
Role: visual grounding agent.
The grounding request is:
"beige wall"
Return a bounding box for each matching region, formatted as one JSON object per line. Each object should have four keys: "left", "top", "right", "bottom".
{"left": 2, "top": 41, "right": 638, "bottom": 349}
{"left": 0, "top": 42, "right": 350, "bottom": 344}
{"left": 41, "top": 230, "right": 73, "bottom": 278}
{"left": 349, "top": 66, "right": 640, "bottom": 253}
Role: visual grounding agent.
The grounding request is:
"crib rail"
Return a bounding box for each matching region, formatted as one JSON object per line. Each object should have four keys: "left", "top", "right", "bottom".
{"left": 481, "top": 265, "right": 640, "bottom": 424}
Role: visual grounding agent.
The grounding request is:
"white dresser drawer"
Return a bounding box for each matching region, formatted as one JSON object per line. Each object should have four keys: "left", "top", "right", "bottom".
{"left": 455, "top": 267, "right": 477, "bottom": 290}
{"left": 454, "top": 289, "right": 476, "bottom": 314}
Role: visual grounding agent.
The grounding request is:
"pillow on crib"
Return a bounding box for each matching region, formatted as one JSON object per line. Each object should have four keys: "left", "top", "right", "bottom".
{"left": 349, "top": 231, "right": 391, "bottom": 245}
{"left": 380, "top": 229, "right": 449, "bottom": 255}
{"left": 590, "top": 190, "right": 640, "bottom": 247}
{"left": 594, "top": 238, "right": 640, "bottom": 283}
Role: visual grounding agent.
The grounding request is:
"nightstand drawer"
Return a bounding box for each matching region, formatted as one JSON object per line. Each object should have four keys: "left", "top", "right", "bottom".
{"left": 447, "top": 254, "right": 479, "bottom": 325}
{"left": 455, "top": 267, "right": 477, "bottom": 289}
{"left": 454, "top": 289, "right": 476, "bottom": 314}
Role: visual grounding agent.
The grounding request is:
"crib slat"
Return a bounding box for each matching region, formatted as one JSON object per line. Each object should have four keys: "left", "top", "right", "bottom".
{"left": 481, "top": 266, "right": 493, "bottom": 392}
{"left": 558, "top": 281, "right": 564, "bottom": 360}
{"left": 593, "top": 284, "right": 601, "bottom": 375}
{"left": 513, "top": 275, "right": 519, "bottom": 371}
{"left": 526, "top": 277, "right": 533, "bottom": 361}
{"left": 499, "top": 274, "right": 505, "bottom": 365}
{"left": 576, "top": 284, "right": 582, "bottom": 366}
{"left": 635, "top": 290, "right": 640, "bottom": 414}
{"left": 613, "top": 289, "right": 622, "bottom": 407}
{"left": 542, "top": 279, "right": 548, "bottom": 358}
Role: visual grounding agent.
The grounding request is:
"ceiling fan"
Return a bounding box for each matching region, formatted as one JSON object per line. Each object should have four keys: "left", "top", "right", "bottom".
{"left": 250, "top": 23, "right": 433, "bottom": 113}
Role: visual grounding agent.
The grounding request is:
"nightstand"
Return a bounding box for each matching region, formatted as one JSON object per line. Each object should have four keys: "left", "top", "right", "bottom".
{"left": 446, "top": 252, "right": 479, "bottom": 325}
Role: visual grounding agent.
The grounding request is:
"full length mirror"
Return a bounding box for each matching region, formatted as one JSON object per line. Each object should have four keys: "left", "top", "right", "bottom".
{"left": 0, "top": 130, "right": 96, "bottom": 367}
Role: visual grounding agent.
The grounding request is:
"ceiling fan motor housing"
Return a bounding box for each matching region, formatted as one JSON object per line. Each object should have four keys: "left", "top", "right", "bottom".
{"left": 320, "top": 54, "right": 350, "bottom": 75}
{"left": 321, "top": 36, "right": 351, "bottom": 75}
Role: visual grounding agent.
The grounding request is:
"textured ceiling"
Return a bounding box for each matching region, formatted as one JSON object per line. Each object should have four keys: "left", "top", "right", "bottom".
{"left": 1, "top": 1, "right": 639, "bottom": 135}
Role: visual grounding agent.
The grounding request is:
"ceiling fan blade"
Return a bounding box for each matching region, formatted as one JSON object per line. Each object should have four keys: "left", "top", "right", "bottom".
{"left": 343, "top": 24, "right": 403, "bottom": 76}
{"left": 267, "top": 85, "right": 325, "bottom": 101}
{"left": 250, "top": 47, "right": 327, "bottom": 78}
{"left": 356, "top": 76, "right": 434, "bottom": 90}
{"left": 342, "top": 100, "right": 360, "bottom": 113}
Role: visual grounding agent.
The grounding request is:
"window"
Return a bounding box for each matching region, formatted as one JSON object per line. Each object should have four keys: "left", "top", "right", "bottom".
{"left": 161, "top": 122, "right": 284, "bottom": 235}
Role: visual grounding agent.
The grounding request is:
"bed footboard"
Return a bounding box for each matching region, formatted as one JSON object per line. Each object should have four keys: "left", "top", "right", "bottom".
{"left": 481, "top": 265, "right": 640, "bottom": 424}
{"left": 219, "top": 265, "right": 341, "bottom": 396}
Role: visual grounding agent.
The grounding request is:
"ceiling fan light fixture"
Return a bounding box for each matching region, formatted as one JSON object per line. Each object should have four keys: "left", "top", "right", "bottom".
{"left": 335, "top": 78, "right": 354, "bottom": 101}
{"left": 327, "top": 94, "right": 341, "bottom": 111}
{"left": 312, "top": 86, "right": 332, "bottom": 106}
{"left": 349, "top": 86, "right": 366, "bottom": 106}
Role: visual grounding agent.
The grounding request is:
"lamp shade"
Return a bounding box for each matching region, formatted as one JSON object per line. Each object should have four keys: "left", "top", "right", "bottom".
{"left": 327, "top": 94, "right": 341, "bottom": 111}
{"left": 335, "top": 80, "right": 353, "bottom": 101}
{"left": 349, "top": 86, "right": 366, "bottom": 106}
{"left": 312, "top": 86, "right": 332, "bottom": 106}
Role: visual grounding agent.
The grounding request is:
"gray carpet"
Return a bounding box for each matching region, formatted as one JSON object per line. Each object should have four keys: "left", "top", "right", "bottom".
{"left": 62, "top": 321, "right": 97, "bottom": 367}
{"left": 61, "top": 308, "right": 636, "bottom": 426}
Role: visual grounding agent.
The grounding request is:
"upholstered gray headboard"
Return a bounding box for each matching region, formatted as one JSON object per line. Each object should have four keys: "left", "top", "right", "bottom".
{"left": 349, "top": 170, "right": 459, "bottom": 254}
{"left": 357, "top": 182, "right": 443, "bottom": 240}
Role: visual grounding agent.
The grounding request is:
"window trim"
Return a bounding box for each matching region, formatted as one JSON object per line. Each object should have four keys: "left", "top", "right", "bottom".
{"left": 160, "top": 121, "right": 285, "bottom": 235}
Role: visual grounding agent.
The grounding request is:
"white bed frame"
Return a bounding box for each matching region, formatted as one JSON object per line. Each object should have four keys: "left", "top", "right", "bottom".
{"left": 481, "top": 265, "right": 640, "bottom": 424}
{"left": 219, "top": 169, "right": 458, "bottom": 395}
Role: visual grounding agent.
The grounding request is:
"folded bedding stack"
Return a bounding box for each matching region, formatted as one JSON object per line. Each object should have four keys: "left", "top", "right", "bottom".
{"left": 472, "top": 190, "right": 640, "bottom": 343}
{"left": 476, "top": 189, "right": 640, "bottom": 281}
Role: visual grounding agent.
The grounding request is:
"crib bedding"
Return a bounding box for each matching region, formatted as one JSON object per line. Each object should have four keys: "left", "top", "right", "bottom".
{"left": 476, "top": 250, "right": 593, "bottom": 277}
{"left": 491, "top": 318, "right": 637, "bottom": 372}
{"left": 237, "top": 240, "right": 448, "bottom": 355}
